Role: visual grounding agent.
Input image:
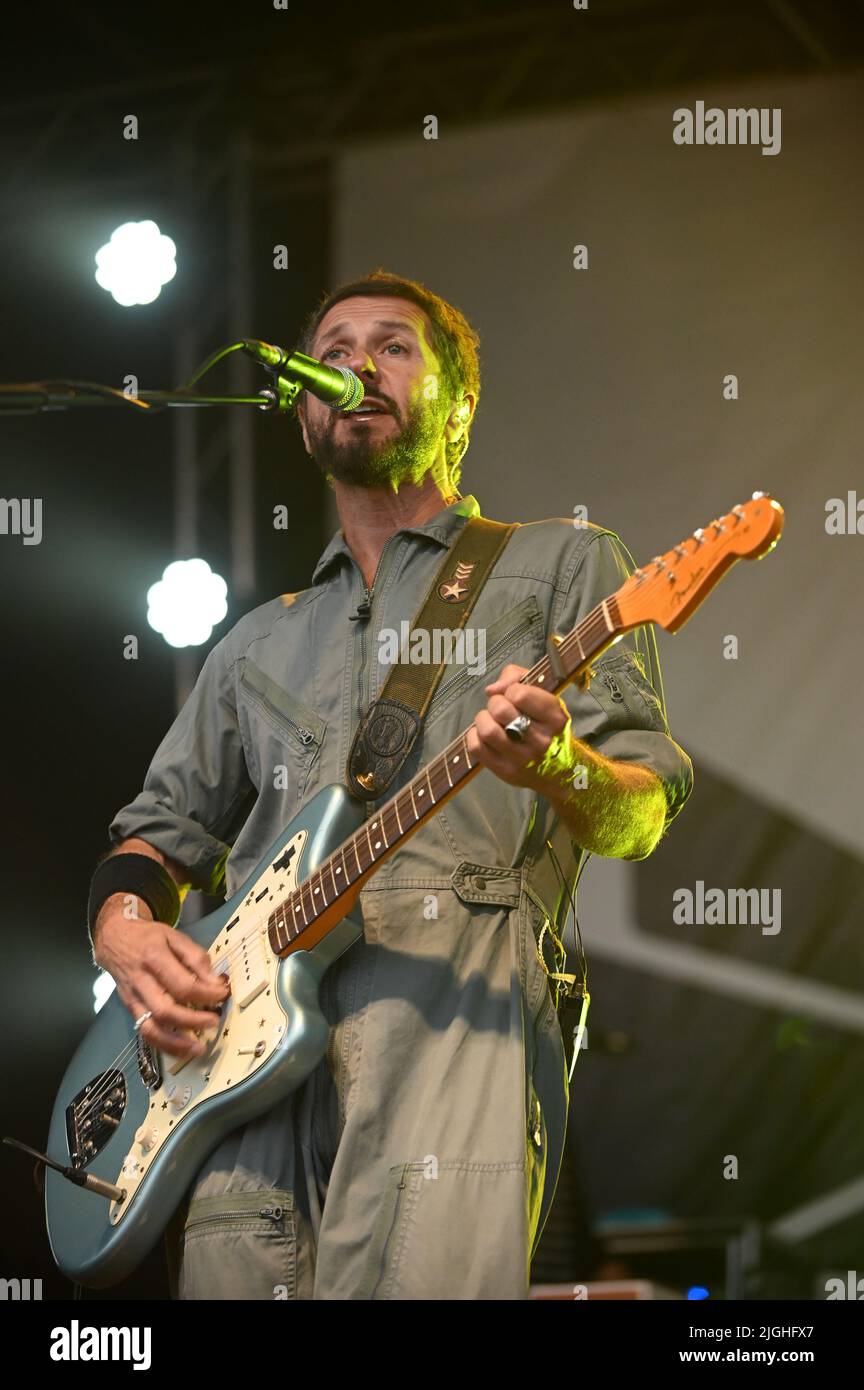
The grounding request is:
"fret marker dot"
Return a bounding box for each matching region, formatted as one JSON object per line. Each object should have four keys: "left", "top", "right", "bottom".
{"left": 538, "top": 675, "right": 545, "bottom": 682}
{"left": 314, "top": 887, "right": 320, "bottom": 895}
{"left": 418, "top": 788, "right": 425, "bottom": 796}
{"left": 375, "top": 841, "right": 381, "bottom": 849}
{"left": 336, "top": 866, "right": 342, "bottom": 874}
{"left": 372, "top": 822, "right": 377, "bottom": 829}
{"left": 453, "top": 755, "right": 460, "bottom": 763}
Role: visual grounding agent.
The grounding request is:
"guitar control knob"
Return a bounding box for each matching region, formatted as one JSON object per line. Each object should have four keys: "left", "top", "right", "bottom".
{"left": 165, "top": 1082, "right": 192, "bottom": 1113}
{"left": 134, "top": 1125, "right": 158, "bottom": 1153}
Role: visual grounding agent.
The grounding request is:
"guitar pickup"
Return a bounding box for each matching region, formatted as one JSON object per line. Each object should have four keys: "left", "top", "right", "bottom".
{"left": 233, "top": 925, "right": 269, "bottom": 1009}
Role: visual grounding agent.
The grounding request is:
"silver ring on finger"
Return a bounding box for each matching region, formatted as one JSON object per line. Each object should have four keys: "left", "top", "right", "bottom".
{"left": 505, "top": 713, "right": 533, "bottom": 743}
{"left": 133, "top": 1010, "right": 153, "bottom": 1032}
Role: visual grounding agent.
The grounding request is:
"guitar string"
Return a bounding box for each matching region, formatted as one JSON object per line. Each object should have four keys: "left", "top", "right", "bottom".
{"left": 72, "top": 552, "right": 687, "bottom": 1136}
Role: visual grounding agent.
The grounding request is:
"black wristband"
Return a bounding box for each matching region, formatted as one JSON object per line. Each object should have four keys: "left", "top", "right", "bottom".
{"left": 87, "top": 852, "right": 181, "bottom": 949}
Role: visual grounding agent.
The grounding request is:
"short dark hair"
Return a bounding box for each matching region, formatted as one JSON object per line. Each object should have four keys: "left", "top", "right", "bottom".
{"left": 297, "top": 268, "right": 481, "bottom": 489}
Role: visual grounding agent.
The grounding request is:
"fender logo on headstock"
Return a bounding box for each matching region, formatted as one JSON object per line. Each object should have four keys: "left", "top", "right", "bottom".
{"left": 672, "top": 565, "right": 706, "bottom": 605}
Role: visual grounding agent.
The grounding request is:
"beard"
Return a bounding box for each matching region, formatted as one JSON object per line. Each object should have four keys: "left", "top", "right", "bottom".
{"left": 305, "top": 392, "right": 449, "bottom": 489}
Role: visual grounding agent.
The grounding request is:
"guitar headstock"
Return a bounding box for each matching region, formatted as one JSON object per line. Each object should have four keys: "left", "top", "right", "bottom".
{"left": 615, "top": 492, "right": 784, "bottom": 634}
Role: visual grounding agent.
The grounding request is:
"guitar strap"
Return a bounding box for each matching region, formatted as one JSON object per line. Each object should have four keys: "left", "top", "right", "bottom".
{"left": 346, "top": 515, "right": 519, "bottom": 801}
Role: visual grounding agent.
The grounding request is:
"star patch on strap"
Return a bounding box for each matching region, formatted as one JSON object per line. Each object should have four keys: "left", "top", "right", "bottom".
{"left": 437, "top": 559, "right": 475, "bottom": 603}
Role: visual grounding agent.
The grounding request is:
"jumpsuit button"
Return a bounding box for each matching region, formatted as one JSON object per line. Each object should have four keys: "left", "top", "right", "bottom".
{"left": 474, "top": 877, "right": 487, "bottom": 890}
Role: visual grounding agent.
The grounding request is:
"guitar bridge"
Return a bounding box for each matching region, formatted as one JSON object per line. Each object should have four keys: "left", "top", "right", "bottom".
{"left": 136, "top": 1035, "right": 162, "bottom": 1089}
{"left": 65, "top": 1069, "right": 127, "bottom": 1169}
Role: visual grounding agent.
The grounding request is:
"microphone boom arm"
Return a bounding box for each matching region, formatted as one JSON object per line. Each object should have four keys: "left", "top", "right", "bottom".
{"left": 0, "top": 338, "right": 358, "bottom": 418}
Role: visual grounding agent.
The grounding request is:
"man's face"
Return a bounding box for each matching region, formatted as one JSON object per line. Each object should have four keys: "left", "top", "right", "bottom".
{"left": 296, "top": 295, "right": 456, "bottom": 489}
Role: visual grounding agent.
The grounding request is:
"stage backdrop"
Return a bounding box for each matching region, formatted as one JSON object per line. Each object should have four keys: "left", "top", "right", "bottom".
{"left": 328, "top": 68, "right": 864, "bottom": 1283}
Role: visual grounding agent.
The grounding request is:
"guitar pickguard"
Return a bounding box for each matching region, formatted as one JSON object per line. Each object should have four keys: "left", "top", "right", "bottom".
{"left": 107, "top": 829, "right": 308, "bottom": 1225}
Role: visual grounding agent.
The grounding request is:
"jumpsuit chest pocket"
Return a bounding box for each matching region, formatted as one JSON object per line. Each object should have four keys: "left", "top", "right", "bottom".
{"left": 423, "top": 594, "right": 545, "bottom": 730}
{"left": 239, "top": 658, "right": 326, "bottom": 801}
{"left": 179, "top": 1188, "right": 298, "bottom": 1300}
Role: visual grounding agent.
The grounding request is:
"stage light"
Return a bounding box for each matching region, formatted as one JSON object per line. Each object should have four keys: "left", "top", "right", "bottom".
{"left": 93, "top": 971, "right": 116, "bottom": 1014}
{"left": 94, "top": 220, "right": 177, "bottom": 306}
{"left": 147, "top": 558, "right": 228, "bottom": 648}
{"left": 686, "top": 1285, "right": 710, "bottom": 1300}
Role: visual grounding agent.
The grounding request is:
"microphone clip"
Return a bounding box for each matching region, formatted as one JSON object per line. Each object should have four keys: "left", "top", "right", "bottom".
{"left": 256, "top": 371, "right": 303, "bottom": 414}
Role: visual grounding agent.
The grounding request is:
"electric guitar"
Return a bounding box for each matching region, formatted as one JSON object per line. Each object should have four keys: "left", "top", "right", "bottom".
{"left": 43, "top": 493, "right": 784, "bottom": 1286}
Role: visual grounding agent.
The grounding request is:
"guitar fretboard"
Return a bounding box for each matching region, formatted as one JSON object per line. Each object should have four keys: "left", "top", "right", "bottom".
{"left": 267, "top": 594, "right": 621, "bottom": 954}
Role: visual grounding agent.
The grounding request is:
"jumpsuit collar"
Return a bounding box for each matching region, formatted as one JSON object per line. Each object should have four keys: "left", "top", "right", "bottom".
{"left": 311, "top": 493, "right": 482, "bottom": 586}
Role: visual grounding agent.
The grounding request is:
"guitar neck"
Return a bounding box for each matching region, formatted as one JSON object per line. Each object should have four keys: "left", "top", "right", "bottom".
{"left": 267, "top": 491, "right": 785, "bottom": 957}
{"left": 267, "top": 595, "right": 621, "bottom": 955}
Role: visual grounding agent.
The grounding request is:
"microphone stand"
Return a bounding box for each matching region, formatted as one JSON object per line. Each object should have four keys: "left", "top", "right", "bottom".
{"left": 0, "top": 336, "right": 367, "bottom": 417}
{"left": 0, "top": 376, "right": 299, "bottom": 415}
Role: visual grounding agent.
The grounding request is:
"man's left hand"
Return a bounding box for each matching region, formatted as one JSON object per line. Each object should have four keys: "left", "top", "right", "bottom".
{"left": 467, "top": 663, "right": 575, "bottom": 790}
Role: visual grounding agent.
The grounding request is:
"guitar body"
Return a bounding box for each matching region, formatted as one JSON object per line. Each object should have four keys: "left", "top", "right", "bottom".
{"left": 45, "top": 783, "right": 364, "bottom": 1289}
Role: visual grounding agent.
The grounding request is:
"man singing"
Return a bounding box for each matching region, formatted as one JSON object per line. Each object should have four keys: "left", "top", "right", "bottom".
{"left": 89, "top": 269, "right": 693, "bottom": 1299}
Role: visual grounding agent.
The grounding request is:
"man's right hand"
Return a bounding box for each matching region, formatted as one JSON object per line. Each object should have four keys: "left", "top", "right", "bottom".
{"left": 93, "top": 909, "right": 230, "bottom": 1060}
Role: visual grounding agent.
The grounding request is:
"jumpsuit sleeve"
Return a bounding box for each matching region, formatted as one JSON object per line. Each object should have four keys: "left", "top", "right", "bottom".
{"left": 554, "top": 528, "right": 695, "bottom": 837}
{"left": 108, "top": 639, "right": 255, "bottom": 895}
